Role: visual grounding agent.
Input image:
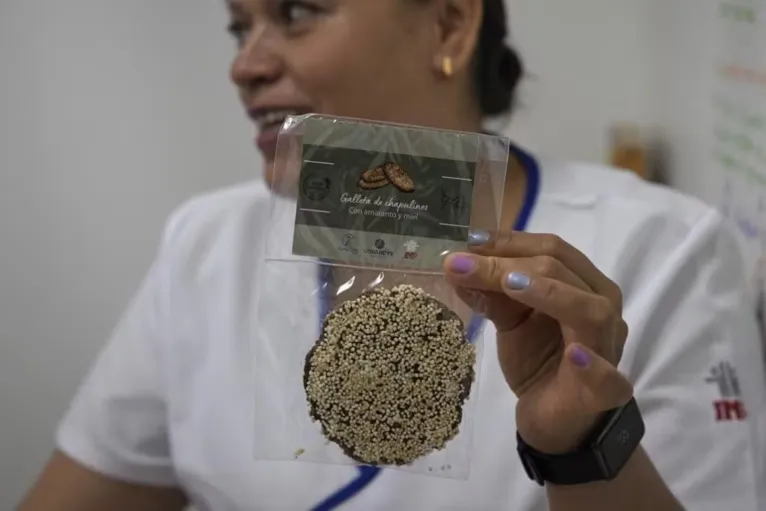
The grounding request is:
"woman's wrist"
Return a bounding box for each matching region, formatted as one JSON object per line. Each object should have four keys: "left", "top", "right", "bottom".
{"left": 516, "top": 402, "right": 607, "bottom": 455}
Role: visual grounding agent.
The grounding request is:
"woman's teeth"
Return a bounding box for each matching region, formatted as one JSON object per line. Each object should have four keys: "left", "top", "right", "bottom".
{"left": 255, "top": 110, "right": 299, "bottom": 130}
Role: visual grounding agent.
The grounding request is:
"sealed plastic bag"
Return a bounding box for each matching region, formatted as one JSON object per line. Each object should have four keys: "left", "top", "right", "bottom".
{"left": 252, "top": 114, "right": 509, "bottom": 479}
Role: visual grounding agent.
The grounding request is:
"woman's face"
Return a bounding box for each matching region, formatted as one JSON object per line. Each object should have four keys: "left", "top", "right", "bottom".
{"left": 227, "top": 0, "right": 470, "bottom": 170}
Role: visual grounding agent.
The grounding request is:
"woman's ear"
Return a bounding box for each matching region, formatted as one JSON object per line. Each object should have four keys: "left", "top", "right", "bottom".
{"left": 431, "top": 0, "right": 483, "bottom": 78}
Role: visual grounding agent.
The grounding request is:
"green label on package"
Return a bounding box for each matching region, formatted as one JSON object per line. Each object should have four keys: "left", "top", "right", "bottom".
{"left": 292, "top": 117, "right": 479, "bottom": 272}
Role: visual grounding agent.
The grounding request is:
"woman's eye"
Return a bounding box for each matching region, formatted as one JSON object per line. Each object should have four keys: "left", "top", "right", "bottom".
{"left": 227, "top": 21, "right": 250, "bottom": 47}
{"left": 277, "top": 0, "right": 320, "bottom": 26}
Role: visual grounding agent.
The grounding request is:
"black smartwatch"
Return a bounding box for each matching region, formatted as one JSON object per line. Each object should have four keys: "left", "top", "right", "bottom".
{"left": 516, "top": 397, "right": 645, "bottom": 486}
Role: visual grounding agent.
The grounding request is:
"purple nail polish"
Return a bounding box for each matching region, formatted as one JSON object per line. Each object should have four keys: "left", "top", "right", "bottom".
{"left": 571, "top": 346, "right": 590, "bottom": 368}
{"left": 449, "top": 255, "right": 476, "bottom": 274}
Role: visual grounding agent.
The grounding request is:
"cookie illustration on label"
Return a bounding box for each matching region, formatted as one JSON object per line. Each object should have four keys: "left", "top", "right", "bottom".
{"left": 360, "top": 166, "right": 388, "bottom": 183}
{"left": 358, "top": 178, "right": 389, "bottom": 190}
{"left": 383, "top": 162, "right": 415, "bottom": 193}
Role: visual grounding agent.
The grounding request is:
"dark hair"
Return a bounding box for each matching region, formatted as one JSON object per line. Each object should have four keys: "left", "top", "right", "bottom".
{"left": 475, "top": 0, "right": 523, "bottom": 116}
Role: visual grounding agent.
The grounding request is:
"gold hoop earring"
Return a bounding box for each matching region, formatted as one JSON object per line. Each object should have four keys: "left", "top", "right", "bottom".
{"left": 441, "top": 57, "right": 453, "bottom": 77}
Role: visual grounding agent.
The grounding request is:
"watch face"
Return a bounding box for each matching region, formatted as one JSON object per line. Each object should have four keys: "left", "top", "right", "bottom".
{"left": 597, "top": 399, "right": 645, "bottom": 477}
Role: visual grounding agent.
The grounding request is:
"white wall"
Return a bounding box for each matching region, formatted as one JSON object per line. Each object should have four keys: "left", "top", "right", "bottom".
{"left": 508, "top": 0, "right": 657, "bottom": 163}
{"left": 649, "top": 0, "right": 721, "bottom": 203}
{"left": 0, "top": 2, "right": 254, "bottom": 506}
{"left": 0, "top": 0, "right": 657, "bottom": 507}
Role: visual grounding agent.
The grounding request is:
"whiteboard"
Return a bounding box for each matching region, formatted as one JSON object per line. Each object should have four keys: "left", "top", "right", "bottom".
{"left": 711, "top": 1, "right": 766, "bottom": 335}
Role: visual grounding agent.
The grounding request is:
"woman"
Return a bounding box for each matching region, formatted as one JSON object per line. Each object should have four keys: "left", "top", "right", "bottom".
{"left": 20, "top": 0, "right": 766, "bottom": 510}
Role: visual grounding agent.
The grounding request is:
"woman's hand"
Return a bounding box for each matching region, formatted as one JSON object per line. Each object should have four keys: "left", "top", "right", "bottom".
{"left": 444, "top": 231, "right": 633, "bottom": 454}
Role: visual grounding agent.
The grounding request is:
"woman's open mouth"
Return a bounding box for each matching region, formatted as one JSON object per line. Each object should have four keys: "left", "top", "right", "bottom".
{"left": 249, "top": 107, "right": 311, "bottom": 160}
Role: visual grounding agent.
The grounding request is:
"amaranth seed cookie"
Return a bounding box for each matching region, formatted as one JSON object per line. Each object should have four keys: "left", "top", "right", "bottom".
{"left": 383, "top": 162, "right": 414, "bottom": 192}
{"left": 303, "top": 284, "right": 475, "bottom": 466}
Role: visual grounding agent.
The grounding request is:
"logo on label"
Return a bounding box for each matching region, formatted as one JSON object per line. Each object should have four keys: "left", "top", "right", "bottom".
{"left": 403, "top": 240, "right": 420, "bottom": 260}
{"left": 340, "top": 234, "right": 358, "bottom": 255}
{"left": 441, "top": 188, "right": 464, "bottom": 211}
{"left": 705, "top": 361, "right": 747, "bottom": 422}
{"left": 302, "top": 173, "right": 331, "bottom": 201}
{"left": 365, "top": 238, "right": 393, "bottom": 258}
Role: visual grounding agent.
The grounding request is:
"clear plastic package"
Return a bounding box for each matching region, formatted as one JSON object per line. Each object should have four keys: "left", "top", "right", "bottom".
{"left": 252, "top": 114, "right": 509, "bottom": 479}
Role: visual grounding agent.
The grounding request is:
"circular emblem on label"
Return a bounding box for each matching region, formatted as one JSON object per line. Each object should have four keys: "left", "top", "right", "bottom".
{"left": 302, "top": 173, "right": 331, "bottom": 201}
{"left": 342, "top": 234, "right": 355, "bottom": 247}
{"left": 374, "top": 239, "right": 385, "bottom": 249}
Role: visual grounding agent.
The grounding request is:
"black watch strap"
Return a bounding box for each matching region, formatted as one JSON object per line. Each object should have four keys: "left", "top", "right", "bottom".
{"left": 517, "top": 433, "right": 609, "bottom": 485}
{"left": 516, "top": 397, "right": 645, "bottom": 486}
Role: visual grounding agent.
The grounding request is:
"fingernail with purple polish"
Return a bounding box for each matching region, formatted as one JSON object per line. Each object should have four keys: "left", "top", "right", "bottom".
{"left": 468, "top": 230, "right": 491, "bottom": 246}
{"left": 571, "top": 346, "right": 591, "bottom": 368}
{"left": 449, "top": 255, "right": 476, "bottom": 274}
{"left": 505, "top": 272, "right": 531, "bottom": 291}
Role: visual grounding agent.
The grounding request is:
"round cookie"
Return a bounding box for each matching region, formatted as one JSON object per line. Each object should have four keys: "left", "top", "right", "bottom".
{"left": 304, "top": 284, "right": 475, "bottom": 466}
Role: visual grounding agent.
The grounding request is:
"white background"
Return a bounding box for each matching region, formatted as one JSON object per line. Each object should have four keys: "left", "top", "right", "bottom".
{"left": 0, "top": 0, "right": 729, "bottom": 507}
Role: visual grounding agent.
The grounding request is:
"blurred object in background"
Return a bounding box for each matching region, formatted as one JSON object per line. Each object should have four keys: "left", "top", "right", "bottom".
{"left": 609, "top": 122, "right": 653, "bottom": 181}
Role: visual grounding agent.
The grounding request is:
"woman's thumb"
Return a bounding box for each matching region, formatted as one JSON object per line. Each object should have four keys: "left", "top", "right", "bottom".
{"left": 563, "top": 343, "right": 634, "bottom": 414}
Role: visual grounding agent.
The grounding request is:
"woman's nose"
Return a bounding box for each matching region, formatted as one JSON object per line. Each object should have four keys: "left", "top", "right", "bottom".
{"left": 230, "top": 26, "right": 283, "bottom": 90}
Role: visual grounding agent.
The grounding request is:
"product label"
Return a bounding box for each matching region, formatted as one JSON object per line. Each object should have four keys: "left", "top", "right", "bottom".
{"left": 292, "top": 117, "right": 480, "bottom": 271}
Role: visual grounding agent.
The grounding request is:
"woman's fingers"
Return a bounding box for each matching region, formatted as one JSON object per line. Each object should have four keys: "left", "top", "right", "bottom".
{"left": 445, "top": 252, "right": 621, "bottom": 334}
{"left": 453, "top": 286, "right": 532, "bottom": 332}
{"left": 444, "top": 253, "right": 589, "bottom": 293}
{"left": 504, "top": 270, "right": 622, "bottom": 335}
{"left": 468, "top": 231, "right": 623, "bottom": 310}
